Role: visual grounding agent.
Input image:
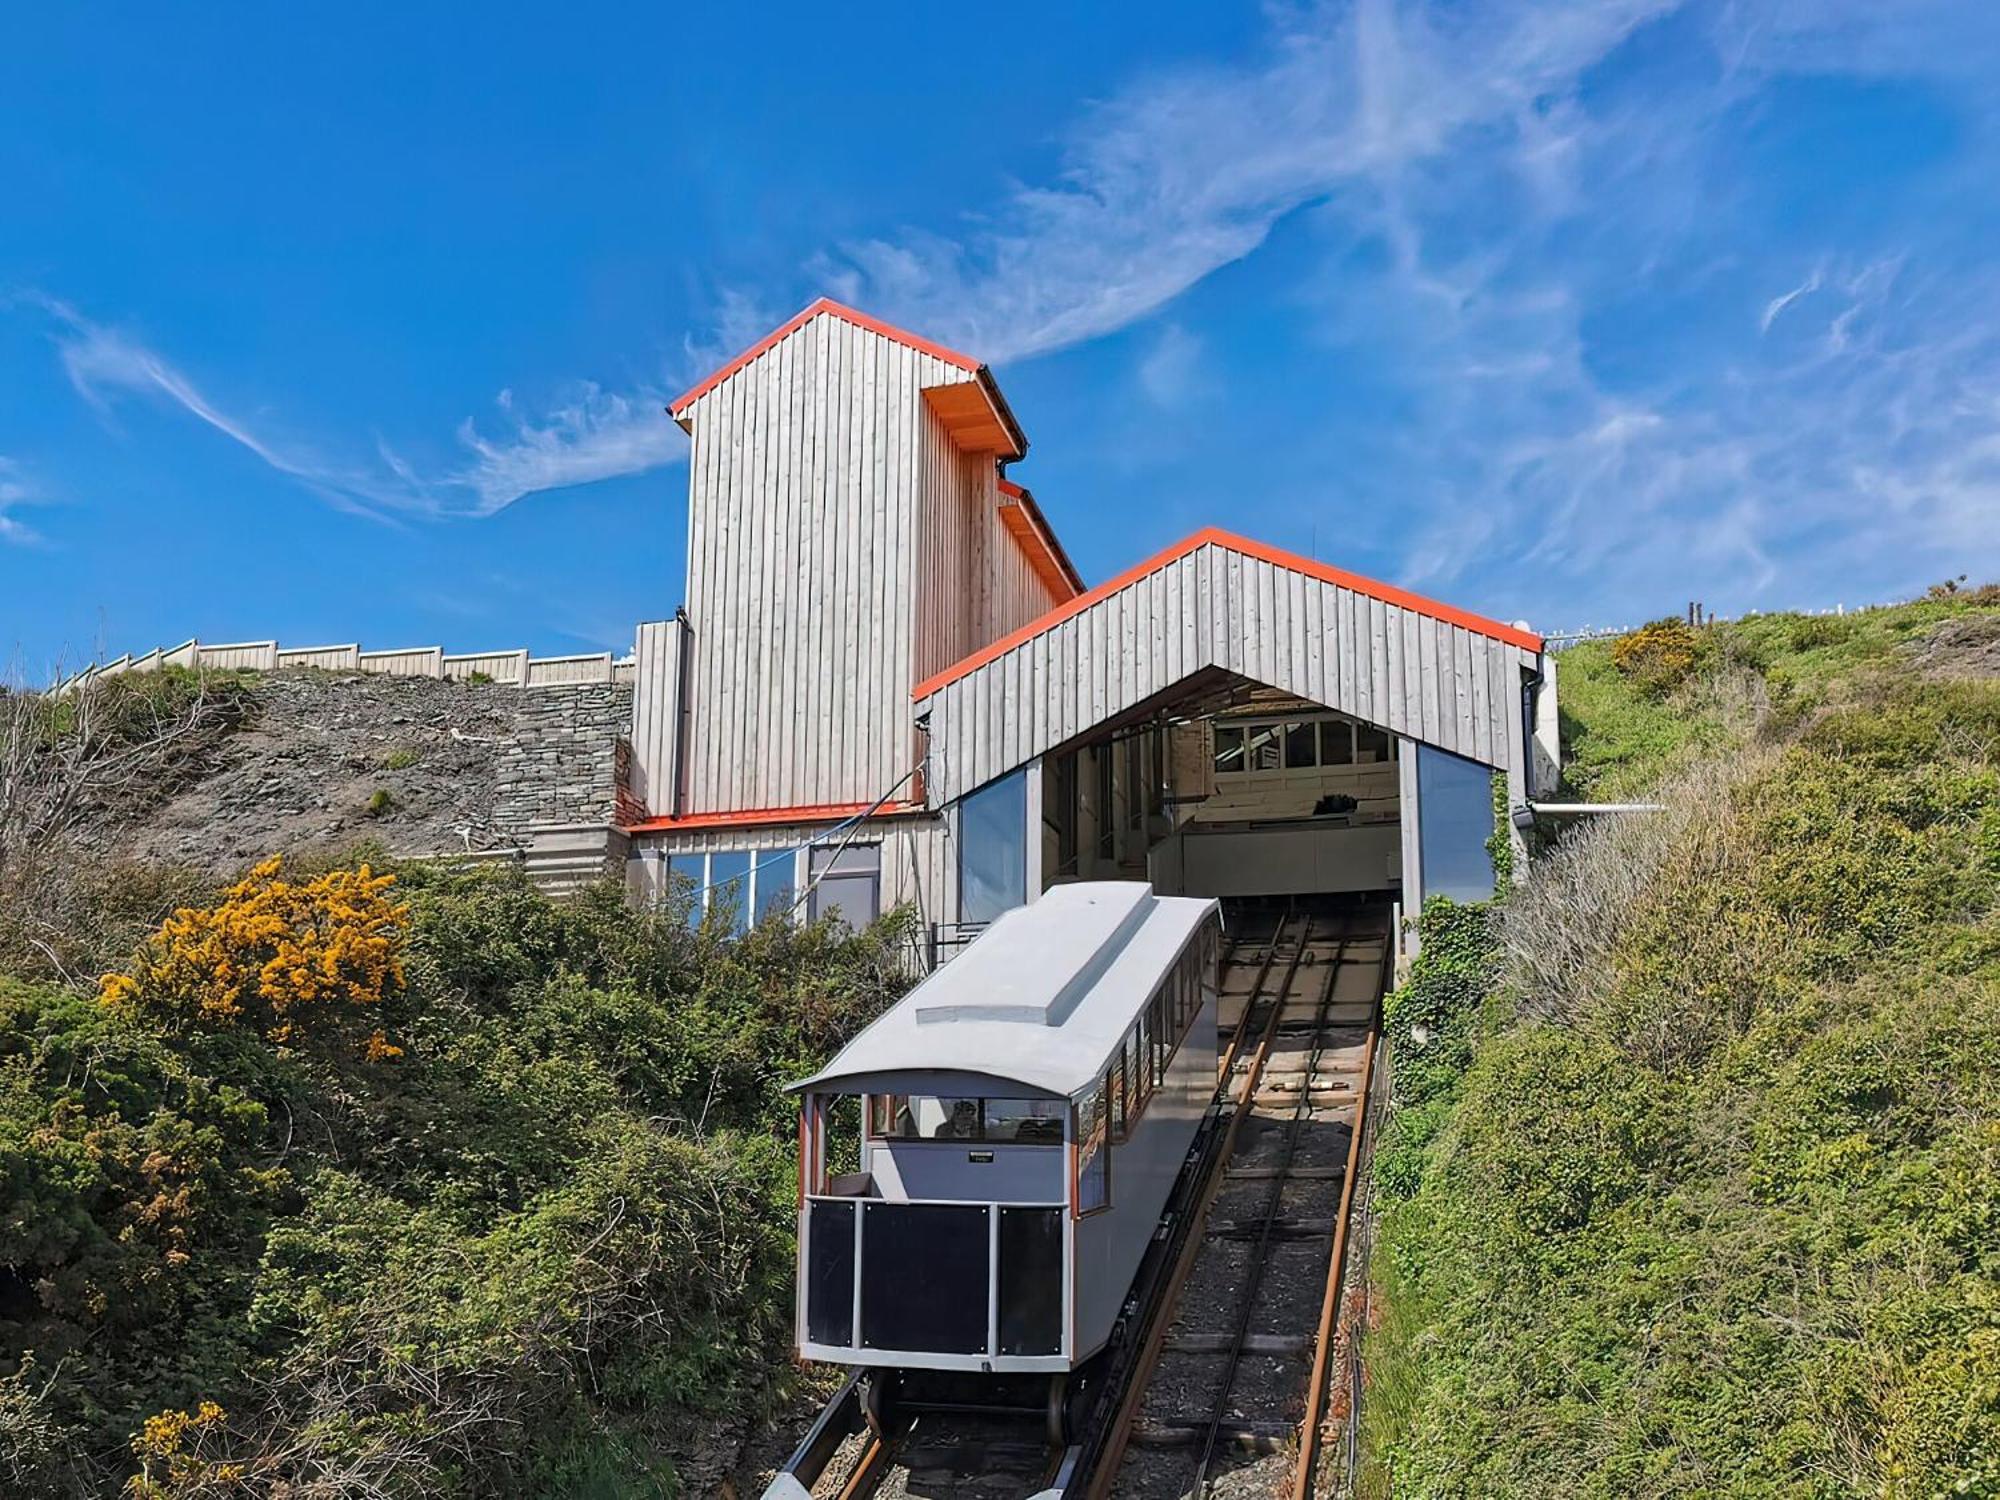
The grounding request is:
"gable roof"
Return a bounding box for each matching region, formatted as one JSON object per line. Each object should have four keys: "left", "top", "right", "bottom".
{"left": 912, "top": 526, "right": 1544, "bottom": 703}
{"left": 668, "top": 296, "right": 985, "bottom": 421}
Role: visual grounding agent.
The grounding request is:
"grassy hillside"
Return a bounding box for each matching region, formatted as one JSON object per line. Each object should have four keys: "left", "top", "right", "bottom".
{"left": 0, "top": 832, "right": 910, "bottom": 1495}
{"left": 1361, "top": 594, "right": 2000, "bottom": 1497}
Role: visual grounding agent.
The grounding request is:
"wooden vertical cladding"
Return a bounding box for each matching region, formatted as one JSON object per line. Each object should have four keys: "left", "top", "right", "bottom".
{"left": 678, "top": 311, "right": 985, "bottom": 814}
{"left": 675, "top": 301, "right": 1073, "bottom": 819}
{"left": 911, "top": 437, "right": 1071, "bottom": 691}
{"left": 628, "top": 619, "right": 686, "bottom": 817}
{"left": 914, "top": 534, "right": 1546, "bottom": 806}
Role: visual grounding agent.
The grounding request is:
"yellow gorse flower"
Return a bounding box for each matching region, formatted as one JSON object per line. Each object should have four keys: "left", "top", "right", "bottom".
{"left": 100, "top": 857, "right": 409, "bottom": 1059}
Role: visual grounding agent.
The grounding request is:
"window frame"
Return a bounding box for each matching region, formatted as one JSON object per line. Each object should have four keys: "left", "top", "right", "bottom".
{"left": 1073, "top": 1082, "right": 1111, "bottom": 1218}
{"left": 663, "top": 846, "right": 802, "bottom": 934}
{"left": 1210, "top": 712, "right": 1400, "bottom": 778}
{"left": 808, "top": 842, "right": 881, "bottom": 928}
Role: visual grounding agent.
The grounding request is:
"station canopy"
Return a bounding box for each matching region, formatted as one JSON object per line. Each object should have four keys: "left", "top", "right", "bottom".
{"left": 912, "top": 528, "right": 1545, "bottom": 805}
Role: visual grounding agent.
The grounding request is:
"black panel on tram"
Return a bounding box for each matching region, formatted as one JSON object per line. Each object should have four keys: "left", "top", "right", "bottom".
{"left": 806, "top": 1199, "right": 856, "bottom": 1347}
{"left": 860, "top": 1203, "right": 990, "bottom": 1355}
{"left": 998, "top": 1206, "right": 1063, "bottom": 1356}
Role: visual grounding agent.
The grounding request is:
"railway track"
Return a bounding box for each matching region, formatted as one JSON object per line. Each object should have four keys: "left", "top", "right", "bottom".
{"left": 1086, "top": 902, "right": 1387, "bottom": 1500}
{"left": 767, "top": 902, "right": 1388, "bottom": 1500}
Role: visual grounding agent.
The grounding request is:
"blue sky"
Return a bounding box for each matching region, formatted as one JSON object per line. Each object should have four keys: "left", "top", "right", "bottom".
{"left": 4, "top": 1, "right": 1998, "bottom": 676}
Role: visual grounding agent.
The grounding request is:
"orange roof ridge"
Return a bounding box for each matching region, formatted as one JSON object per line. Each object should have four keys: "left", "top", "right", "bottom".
{"left": 669, "top": 297, "right": 984, "bottom": 418}
{"left": 911, "top": 527, "right": 1543, "bottom": 701}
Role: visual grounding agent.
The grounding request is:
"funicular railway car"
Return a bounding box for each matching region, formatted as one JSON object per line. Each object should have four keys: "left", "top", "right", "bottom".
{"left": 790, "top": 882, "right": 1222, "bottom": 1432}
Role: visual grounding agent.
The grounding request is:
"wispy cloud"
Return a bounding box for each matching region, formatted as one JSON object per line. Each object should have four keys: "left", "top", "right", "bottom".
{"left": 1760, "top": 272, "right": 1821, "bottom": 333}
{"left": 1137, "top": 324, "right": 1203, "bottom": 409}
{"left": 448, "top": 385, "right": 686, "bottom": 516}
{"left": 0, "top": 457, "right": 42, "bottom": 545}
{"left": 30, "top": 297, "right": 686, "bottom": 518}
{"left": 808, "top": 0, "right": 1677, "bottom": 363}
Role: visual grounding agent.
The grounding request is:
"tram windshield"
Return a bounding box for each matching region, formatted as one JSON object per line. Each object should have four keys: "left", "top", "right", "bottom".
{"left": 869, "top": 1094, "right": 1066, "bottom": 1143}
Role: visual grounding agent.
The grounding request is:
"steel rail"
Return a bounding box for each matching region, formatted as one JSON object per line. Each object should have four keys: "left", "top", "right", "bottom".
{"left": 1081, "top": 909, "right": 1313, "bottom": 1500}
{"left": 1187, "top": 915, "right": 1349, "bottom": 1493}
{"left": 1288, "top": 935, "right": 1390, "bottom": 1500}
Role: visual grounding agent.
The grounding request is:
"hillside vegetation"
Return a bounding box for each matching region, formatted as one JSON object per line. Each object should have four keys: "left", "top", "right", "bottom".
{"left": 1362, "top": 593, "right": 2000, "bottom": 1496}
{"left": 0, "top": 679, "right": 912, "bottom": 1500}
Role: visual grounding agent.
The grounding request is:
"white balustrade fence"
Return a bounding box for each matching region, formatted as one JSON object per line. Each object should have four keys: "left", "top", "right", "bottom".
{"left": 60, "top": 636, "right": 636, "bottom": 691}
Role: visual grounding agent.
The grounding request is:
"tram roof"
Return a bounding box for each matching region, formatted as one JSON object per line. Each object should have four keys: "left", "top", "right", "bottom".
{"left": 791, "top": 882, "right": 1218, "bottom": 1100}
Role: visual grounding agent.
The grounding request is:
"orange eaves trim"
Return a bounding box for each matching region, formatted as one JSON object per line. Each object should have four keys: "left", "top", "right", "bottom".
{"left": 998, "top": 494, "right": 1081, "bottom": 602}
{"left": 996, "top": 478, "right": 1085, "bottom": 598}
{"left": 668, "top": 298, "right": 984, "bottom": 419}
{"left": 910, "top": 527, "right": 1545, "bottom": 702}
{"left": 623, "top": 800, "right": 925, "bottom": 836}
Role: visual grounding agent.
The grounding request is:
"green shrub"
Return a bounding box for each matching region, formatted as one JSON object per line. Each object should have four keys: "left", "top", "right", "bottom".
{"left": 0, "top": 860, "right": 916, "bottom": 1495}
{"left": 1382, "top": 898, "right": 1497, "bottom": 1112}
{"left": 1362, "top": 608, "right": 2000, "bottom": 1497}
{"left": 1610, "top": 617, "right": 1703, "bottom": 696}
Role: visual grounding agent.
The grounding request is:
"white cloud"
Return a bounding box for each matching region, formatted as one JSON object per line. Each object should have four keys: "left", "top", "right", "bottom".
{"left": 0, "top": 457, "right": 41, "bottom": 545}
{"left": 1761, "top": 273, "right": 1821, "bottom": 333}
{"left": 33, "top": 298, "right": 687, "bottom": 518}
{"left": 450, "top": 384, "right": 687, "bottom": 516}
{"left": 1137, "top": 324, "right": 1202, "bottom": 409}
{"left": 808, "top": 0, "right": 1677, "bottom": 364}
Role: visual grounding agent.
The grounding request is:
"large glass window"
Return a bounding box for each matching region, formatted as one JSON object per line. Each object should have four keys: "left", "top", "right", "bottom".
{"left": 666, "top": 848, "right": 798, "bottom": 934}
{"left": 959, "top": 770, "right": 1028, "bottom": 923}
{"left": 708, "top": 850, "right": 753, "bottom": 936}
{"left": 809, "top": 844, "right": 879, "bottom": 929}
{"left": 665, "top": 853, "right": 706, "bottom": 929}
{"left": 1417, "top": 745, "right": 1498, "bottom": 902}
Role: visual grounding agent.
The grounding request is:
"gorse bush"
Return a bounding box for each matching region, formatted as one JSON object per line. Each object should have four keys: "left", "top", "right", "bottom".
{"left": 1361, "top": 598, "right": 2000, "bottom": 1498}
{"left": 99, "top": 857, "right": 407, "bottom": 1055}
{"left": 0, "top": 857, "right": 915, "bottom": 1496}
{"left": 1609, "top": 616, "right": 1702, "bottom": 695}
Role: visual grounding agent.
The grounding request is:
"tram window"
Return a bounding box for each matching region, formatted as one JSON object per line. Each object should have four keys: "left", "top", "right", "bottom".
{"left": 1355, "top": 723, "right": 1393, "bottom": 763}
{"left": 868, "top": 1095, "right": 1063, "bottom": 1143}
{"left": 1150, "top": 991, "right": 1170, "bottom": 1083}
{"left": 1284, "top": 720, "right": 1316, "bottom": 769}
{"left": 1108, "top": 1054, "right": 1129, "bottom": 1139}
{"left": 824, "top": 1096, "right": 861, "bottom": 1180}
{"left": 983, "top": 1099, "right": 1065, "bottom": 1143}
{"left": 1320, "top": 720, "right": 1354, "bottom": 765}
{"left": 1075, "top": 1082, "right": 1109, "bottom": 1215}
{"left": 1213, "top": 724, "right": 1246, "bottom": 774}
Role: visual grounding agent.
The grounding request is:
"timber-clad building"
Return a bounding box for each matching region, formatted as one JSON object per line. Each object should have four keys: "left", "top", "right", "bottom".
{"left": 622, "top": 298, "right": 1559, "bottom": 953}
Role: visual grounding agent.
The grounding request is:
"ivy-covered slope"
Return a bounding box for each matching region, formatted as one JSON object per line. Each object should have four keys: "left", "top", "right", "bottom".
{"left": 1362, "top": 596, "right": 2000, "bottom": 1498}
